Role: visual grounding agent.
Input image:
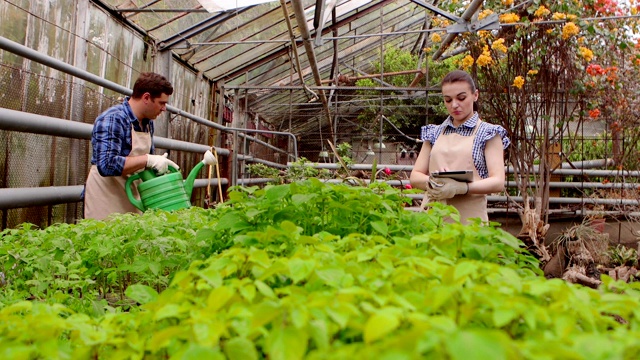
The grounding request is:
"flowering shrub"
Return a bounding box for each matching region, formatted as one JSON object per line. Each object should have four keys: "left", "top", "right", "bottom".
{"left": 419, "top": 0, "right": 640, "bottom": 259}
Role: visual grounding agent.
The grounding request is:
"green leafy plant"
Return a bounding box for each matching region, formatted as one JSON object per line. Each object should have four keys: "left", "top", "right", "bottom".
{"left": 608, "top": 244, "right": 638, "bottom": 267}
{"left": 246, "top": 163, "right": 282, "bottom": 183}
{"left": 4, "top": 181, "right": 640, "bottom": 359}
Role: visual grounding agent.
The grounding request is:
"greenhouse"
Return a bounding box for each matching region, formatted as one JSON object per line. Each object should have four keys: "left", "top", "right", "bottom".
{"left": 2, "top": 0, "right": 640, "bottom": 358}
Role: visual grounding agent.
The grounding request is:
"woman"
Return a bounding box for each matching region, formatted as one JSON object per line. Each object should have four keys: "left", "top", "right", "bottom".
{"left": 410, "top": 69, "right": 510, "bottom": 224}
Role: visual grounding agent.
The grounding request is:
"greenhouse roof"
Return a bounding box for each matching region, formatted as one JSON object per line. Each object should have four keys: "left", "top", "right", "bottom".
{"left": 93, "top": 0, "right": 486, "bottom": 136}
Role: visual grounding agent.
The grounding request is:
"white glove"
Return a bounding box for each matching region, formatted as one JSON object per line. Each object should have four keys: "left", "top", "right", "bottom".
{"left": 426, "top": 177, "right": 468, "bottom": 200}
{"left": 146, "top": 153, "right": 179, "bottom": 174}
{"left": 202, "top": 150, "right": 217, "bottom": 165}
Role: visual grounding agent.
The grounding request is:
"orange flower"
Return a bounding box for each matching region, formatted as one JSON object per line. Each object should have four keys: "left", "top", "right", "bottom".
{"left": 512, "top": 76, "right": 525, "bottom": 89}
{"left": 551, "top": 12, "right": 567, "bottom": 20}
{"left": 562, "top": 22, "right": 580, "bottom": 40}
{"left": 534, "top": 6, "right": 550, "bottom": 18}
{"left": 586, "top": 64, "right": 604, "bottom": 76}
{"left": 478, "top": 9, "right": 494, "bottom": 20}
{"left": 461, "top": 55, "right": 474, "bottom": 69}
{"left": 499, "top": 13, "right": 520, "bottom": 23}
{"left": 491, "top": 38, "right": 508, "bottom": 53}
{"left": 579, "top": 47, "right": 593, "bottom": 62}
{"left": 476, "top": 46, "right": 493, "bottom": 67}
{"left": 589, "top": 109, "right": 601, "bottom": 119}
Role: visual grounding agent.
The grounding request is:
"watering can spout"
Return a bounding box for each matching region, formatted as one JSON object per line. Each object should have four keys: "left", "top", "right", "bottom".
{"left": 184, "top": 150, "right": 217, "bottom": 197}
{"left": 183, "top": 160, "right": 205, "bottom": 198}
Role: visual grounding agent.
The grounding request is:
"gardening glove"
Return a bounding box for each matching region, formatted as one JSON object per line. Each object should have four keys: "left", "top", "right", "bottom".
{"left": 202, "top": 149, "right": 217, "bottom": 166}
{"left": 146, "top": 153, "right": 179, "bottom": 175}
{"left": 426, "top": 177, "right": 468, "bottom": 201}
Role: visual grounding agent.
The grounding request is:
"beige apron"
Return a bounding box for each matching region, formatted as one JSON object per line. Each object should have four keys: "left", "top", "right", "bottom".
{"left": 84, "top": 127, "right": 150, "bottom": 220}
{"left": 423, "top": 121, "right": 487, "bottom": 224}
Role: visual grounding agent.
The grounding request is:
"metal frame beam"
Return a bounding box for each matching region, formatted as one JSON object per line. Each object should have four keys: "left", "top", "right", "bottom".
{"left": 215, "top": 0, "right": 392, "bottom": 82}
{"left": 157, "top": 7, "right": 252, "bottom": 51}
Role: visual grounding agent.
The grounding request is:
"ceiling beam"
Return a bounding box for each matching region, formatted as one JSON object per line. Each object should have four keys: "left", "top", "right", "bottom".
{"left": 157, "top": 7, "right": 252, "bottom": 51}
{"left": 217, "top": 0, "right": 393, "bottom": 83}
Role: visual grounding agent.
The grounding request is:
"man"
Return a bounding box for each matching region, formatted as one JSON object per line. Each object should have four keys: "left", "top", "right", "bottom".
{"left": 84, "top": 72, "right": 179, "bottom": 220}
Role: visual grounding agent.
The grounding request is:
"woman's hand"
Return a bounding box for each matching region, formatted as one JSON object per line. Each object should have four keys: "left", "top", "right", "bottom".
{"left": 426, "top": 177, "right": 469, "bottom": 200}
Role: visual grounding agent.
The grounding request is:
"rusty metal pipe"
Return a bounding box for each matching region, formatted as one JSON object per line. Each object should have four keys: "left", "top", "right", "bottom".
{"left": 290, "top": 0, "right": 334, "bottom": 138}
{"left": 432, "top": 0, "right": 485, "bottom": 60}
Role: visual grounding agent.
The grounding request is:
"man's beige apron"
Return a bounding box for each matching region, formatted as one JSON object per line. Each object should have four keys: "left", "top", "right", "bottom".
{"left": 423, "top": 121, "right": 487, "bottom": 224}
{"left": 84, "top": 127, "right": 150, "bottom": 220}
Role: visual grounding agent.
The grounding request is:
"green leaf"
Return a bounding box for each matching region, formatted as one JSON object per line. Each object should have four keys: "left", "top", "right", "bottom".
{"left": 492, "top": 308, "right": 516, "bottom": 328}
{"left": 292, "top": 193, "right": 316, "bottom": 206}
{"left": 314, "top": 268, "right": 345, "bottom": 288}
{"left": 207, "top": 286, "right": 235, "bottom": 312}
{"left": 239, "top": 283, "right": 257, "bottom": 302}
{"left": 364, "top": 311, "right": 400, "bottom": 343}
{"left": 154, "top": 304, "right": 182, "bottom": 321}
{"left": 182, "top": 345, "right": 225, "bottom": 360}
{"left": 288, "top": 258, "right": 315, "bottom": 284}
{"left": 148, "top": 326, "right": 185, "bottom": 350}
{"left": 370, "top": 221, "right": 388, "bottom": 236}
{"left": 266, "top": 326, "right": 308, "bottom": 360}
{"left": 216, "top": 213, "right": 252, "bottom": 233}
{"left": 251, "top": 301, "right": 281, "bottom": 329}
{"left": 308, "top": 319, "right": 330, "bottom": 351}
{"left": 265, "top": 184, "right": 290, "bottom": 201}
{"left": 125, "top": 284, "right": 158, "bottom": 305}
{"left": 148, "top": 261, "right": 161, "bottom": 276}
{"left": 224, "top": 337, "right": 258, "bottom": 360}
{"left": 446, "top": 330, "right": 510, "bottom": 360}
{"left": 195, "top": 228, "right": 216, "bottom": 242}
{"left": 254, "top": 280, "right": 276, "bottom": 299}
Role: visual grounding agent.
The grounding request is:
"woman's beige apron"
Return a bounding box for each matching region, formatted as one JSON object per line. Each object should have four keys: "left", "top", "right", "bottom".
{"left": 423, "top": 121, "right": 487, "bottom": 224}
{"left": 84, "top": 127, "right": 150, "bottom": 220}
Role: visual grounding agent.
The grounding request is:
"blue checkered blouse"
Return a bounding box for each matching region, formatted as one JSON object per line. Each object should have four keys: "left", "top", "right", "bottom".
{"left": 90, "top": 97, "right": 154, "bottom": 176}
{"left": 420, "top": 113, "right": 510, "bottom": 179}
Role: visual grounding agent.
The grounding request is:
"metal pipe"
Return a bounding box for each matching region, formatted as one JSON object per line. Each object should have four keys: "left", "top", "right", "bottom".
{"left": 187, "top": 28, "right": 444, "bottom": 47}
{"left": 237, "top": 178, "right": 275, "bottom": 185}
{"left": 280, "top": 0, "right": 309, "bottom": 95}
{"left": 0, "top": 107, "right": 228, "bottom": 155}
{"left": 432, "top": 0, "right": 485, "bottom": 60}
{"left": 505, "top": 181, "right": 640, "bottom": 189}
{"left": 487, "top": 196, "right": 640, "bottom": 206}
{"left": 0, "top": 178, "right": 230, "bottom": 210}
{"left": 291, "top": 0, "right": 333, "bottom": 137}
{"left": 225, "top": 84, "right": 435, "bottom": 91}
{"left": 0, "top": 186, "right": 84, "bottom": 209}
{"left": 294, "top": 162, "right": 640, "bottom": 178}
{"left": 113, "top": 8, "right": 208, "bottom": 13}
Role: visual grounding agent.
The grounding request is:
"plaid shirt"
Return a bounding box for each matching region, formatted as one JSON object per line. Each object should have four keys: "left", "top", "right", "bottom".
{"left": 420, "top": 113, "right": 510, "bottom": 179}
{"left": 90, "top": 97, "right": 154, "bottom": 176}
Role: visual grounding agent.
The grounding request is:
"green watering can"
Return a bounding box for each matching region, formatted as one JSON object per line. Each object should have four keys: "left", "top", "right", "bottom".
{"left": 125, "top": 151, "right": 216, "bottom": 212}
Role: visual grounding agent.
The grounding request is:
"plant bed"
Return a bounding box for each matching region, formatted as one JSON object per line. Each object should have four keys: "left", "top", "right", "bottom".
{"left": 2, "top": 180, "right": 640, "bottom": 359}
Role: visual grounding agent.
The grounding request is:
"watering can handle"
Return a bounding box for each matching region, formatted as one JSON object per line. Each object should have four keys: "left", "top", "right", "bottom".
{"left": 124, "top": 172, "right": 145, "bottom": 211}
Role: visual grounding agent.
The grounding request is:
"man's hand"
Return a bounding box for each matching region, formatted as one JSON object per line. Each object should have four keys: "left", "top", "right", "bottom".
{"left": 146, "top": 153, "right": 179, "bottom": 174}
{"left": 426, "top": 177, "right": 468, "bottom": 200}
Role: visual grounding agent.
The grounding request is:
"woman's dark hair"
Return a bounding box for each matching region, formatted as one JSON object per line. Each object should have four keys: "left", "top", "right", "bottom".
{"left": 441, "top": 70, "right": 478, "bottom": 111}
{"left": 131, "top": 72, "right": 174, "bottom": 99}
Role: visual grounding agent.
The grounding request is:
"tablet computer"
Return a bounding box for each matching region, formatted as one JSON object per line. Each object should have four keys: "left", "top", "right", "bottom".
{"left": 431, "top": 170, "right": 473, "bottom": 182}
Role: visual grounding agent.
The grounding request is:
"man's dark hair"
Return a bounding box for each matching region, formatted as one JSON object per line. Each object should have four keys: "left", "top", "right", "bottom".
{"left": 131, "top": 72, "right": 174, "bottom": 99}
